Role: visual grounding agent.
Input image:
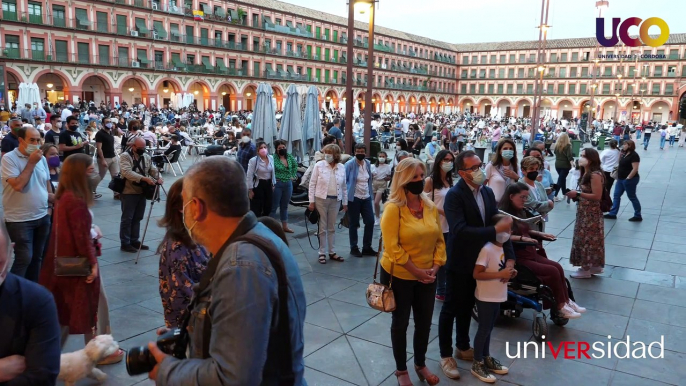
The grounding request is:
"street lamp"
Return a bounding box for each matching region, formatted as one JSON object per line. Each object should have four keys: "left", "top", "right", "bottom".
{"left": 128, "top": 87, "right": 134, "bottom": 92}
{"left": 345, "top": 0, "right": 377, "bottom": 154}
{"left": 587, "top": 0, "right": 609, "bottom": 136}
{"left": 531, "top": 0, "right": 551, "bottom": 131}
{"left": 614, "top": 92, "right": 620, "bottom": 121}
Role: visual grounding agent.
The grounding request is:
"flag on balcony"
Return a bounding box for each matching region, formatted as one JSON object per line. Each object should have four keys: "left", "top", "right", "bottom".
{"left": 193, "top": 10, "right": 204, "bottom": 21}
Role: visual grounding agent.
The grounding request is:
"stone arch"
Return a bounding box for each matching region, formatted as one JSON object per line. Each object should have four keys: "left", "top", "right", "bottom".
{"left": 34, "top": 70, "right": 73, "bottom": 104}
{"left": 239, "top": 82, "right": 260, "bottom": 95}
{"left": 77, "top": 74, "right": 113, "bottom": 90}
{"left": 119, "top": 76, "right": 149, "bottom": 106}
{"left": 151, "top": 77, "right": 183, "bottom": 93}
{"left": 476, "top": 97, "right": 494, "bottom": 106}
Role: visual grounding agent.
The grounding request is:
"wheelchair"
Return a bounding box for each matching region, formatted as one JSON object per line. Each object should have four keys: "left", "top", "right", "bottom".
{"left": 472, "top": 212, "right": 576, "bottom": 342}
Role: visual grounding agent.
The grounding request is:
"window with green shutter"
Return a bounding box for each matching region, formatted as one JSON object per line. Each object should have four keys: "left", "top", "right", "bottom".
{"left": 324, "top": 69, "right": 330, "bottom": 82}
{"left": 185, "top": 26, "right": 194, "bottom": 44}
{"left": 333, "top": 70, "right": 338, "bottom": 82}
{"left": 96, "top": 11, "right": 107, "bottom": 33}
{"left": 569, "top": 84, "right": 576, "bottom": 94}
{"left": 30, "top": 37, "right": 44, "bottom": 60}
{"left": 98, "top": 45, "right": 109, "bottom": 65}
{"left": 55, "top": 40, "right": 67, "bottom": 62}
{"left": 118, "top": 46, "right": 129, "bottom": 66}
{"left": 315, "top": 46, "right": 321, "bottom": 60}
{"left": 315, "top": 69, "right": 321, "bottom": 82}
{"left": 153, "top": 20, "right": 167, "bottom": 40}
{"left": 27, "top": 2, "right": 42, "bottom": 24}
{"left": 558, "top": 84, "right": 565, "bottom": 94}
{"left": 51, "top": 5, "right": 65, "bottom": 27}
{"left": 170, "top": 23, "right": 180, "bottom": 42}
{"left": 324, "top": 48, "right": 330, "bottom": 61}
{"left": 333, "top": 30, "right": 338, "bottom": 42}
{"left": 75, "top": 8, "right": 89, "bottom": 30}
{"left": 253, "top": 62, "right": 260, "bottom": 77}
{"left": 200, "top": 28, "right": 208, "bottom": 45}
{"left": 2, "top": 0, "right": 17, "bottom": 21}
{"left": 116, "top": 15, "right": 127, "bottom": 35}
{"left": 497, "top": 84, "right": 504, "bottom": 94}
{"left": 136, "top": 48, "right": 148, "bottom": 65}
{"left": 315, "top": 26, "right": 320, "bottom": 39}
{"left": 77, "top": 42, "right": 89, "bottom": 63}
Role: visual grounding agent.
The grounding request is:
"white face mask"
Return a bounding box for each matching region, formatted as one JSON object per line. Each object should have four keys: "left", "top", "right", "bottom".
{"left": 396, "top": 146, "right": 401, "bottom": 151}
{"left": 241, "top": 136, "right": 251, "bottom": 143}
{"left": 182, "top": 200, "right": 198, "bottom": 241}
{"left": 26, "top": 144, "right": 40, "bottom": 154}
{"left": 325, "top": 154, "right": 334, "bottom": 164}
{"left": 378, "top": 157, "right": 386, "bottom": 164}
{"left": 496, "top": 232, "right": 510, "bottom": 244}
{"left": 441, "top": 162, "right": 453, "bottom": 172}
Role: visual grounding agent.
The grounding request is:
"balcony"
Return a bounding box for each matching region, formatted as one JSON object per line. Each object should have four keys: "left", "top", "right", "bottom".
{"left": 263, "top": 20, "right": 313, "bottom": 39}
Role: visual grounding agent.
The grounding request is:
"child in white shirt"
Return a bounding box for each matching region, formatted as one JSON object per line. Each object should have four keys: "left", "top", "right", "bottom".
{"left": 471, "top": 220, "right": 514, "bottom": 383}
{"left": 371, "top": 151, "right": 392, "bottom": 225}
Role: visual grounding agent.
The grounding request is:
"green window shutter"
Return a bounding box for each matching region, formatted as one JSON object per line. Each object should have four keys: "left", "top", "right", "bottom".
{"left": 333, "top": 31, "right": 338, "bottom": 42}
{"left": 324, "top": 69, "right": 330, "bottom": 82}
{"left": 324, "top": 48, "right": 330, "bottom": 61}
{"left": 200, "top": 28, "right": 208, "bottom": 45}
{"left": 77, "top": 42, "right": 89, "bottom": 63}
{"left": 217, "top": 58, "right": 227, "bottom": 73}
{"left": 153, "top": 21, "right": 167, "bottom": 39}
{"left": 96, "top": 12, "right": 108, "bottom": 32}
{"left": 315, "top": 26, "right": 320, "bottom": 39}
{"left": 98, "top": 45, "right": 109, "bottom": 65}
{"left": 307, "top": 67, "right": 312, "bottom": 81}
{"left": 306, "top": 45, "right": 312, "bottom": 58}
{"left": 116, "top": 15, "right": 127, "bottom": 35}
{"left": 185, "top": 26, "right": 194, "bottom": 44}
{"left": 30, "top": 38, "right": 44, "bottom": 60}
{"left": 201, "top": 56, "right": 213, "bottom": 71}
{"left": 315, "top": 69, "right": 321, "bottom": 81}
{"left": 315, "top": 47, "right": 321, "bottom": 60}
{"left": 135, "top": 18, "right": 149, "bottom": 34}
{"left": 137, "top": 48, "right": 148, "bottom": 63}
{"left": 55, "top": 40, "right": 68, "bottom": 62}
{"left": 75, "top": 8, "right": 89, "bottom": 29}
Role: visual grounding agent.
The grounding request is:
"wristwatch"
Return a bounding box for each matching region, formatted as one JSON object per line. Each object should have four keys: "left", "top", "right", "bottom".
{"left": 576, "top": 189, "right": 582, "bottom": 197}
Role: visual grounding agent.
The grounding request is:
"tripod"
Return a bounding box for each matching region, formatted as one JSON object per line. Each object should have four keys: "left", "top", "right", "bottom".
{"left": 135, "top": 182, "right": 168, "bottom": 264}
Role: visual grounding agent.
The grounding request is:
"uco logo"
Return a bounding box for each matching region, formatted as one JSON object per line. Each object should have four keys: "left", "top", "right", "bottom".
{"left": 596, "top": 17, "right": 669, "bottom": 47}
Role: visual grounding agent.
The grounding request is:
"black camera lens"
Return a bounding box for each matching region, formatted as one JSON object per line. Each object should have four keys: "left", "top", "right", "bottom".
{"left": 126, "top": 345, "right": 158, "bottom": 376}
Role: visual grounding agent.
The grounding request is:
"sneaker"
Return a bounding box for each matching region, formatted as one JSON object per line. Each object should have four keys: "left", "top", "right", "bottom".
{"left": 93, "top": 192, "right": 102, "bottom": 199}
{"left": 558, "top": 304, "right": 582, "bottom": 319}
{"left": 603, "top": 214, "right": 617, "bottom": 219}
{"left": 484, "top": 356, "right": 509, "bottom": 375}
{"left": 567, "top": 299, "right": 586, "bottom": 313}
{"left": 570, "top": 267, "right": 592, "bottom": 279}
{"left": 628, "top": 216, "right": 643, "bottom": 222}
{"left": 554, "top": 197, "right": 562, "bottom": 202}
{"left": 131, "top": 241, "right": 149, "bottom": 250}
{"left": 374, "top": 217, "right": 380, "bottom": 226}
{"left": 350, "top": 247, "right": 363, "bottom": 258}
{"left": 435, "top": 295, "right": 446, "bottom": 301}
{"left": 471, "top": 361, "right": 496, "bottom": 383}
{"left": 590, "top": 266, "right": 604, "bottom": 275}
{"left": 440, "top": 357, "right": 461, "bottom": 379}
{"left": 455, "top": 347, "right": 474, "bottom": 361}
{"left": 361, "top": 247, "right": 378, "bottom": 256}
{"left": 120, "top": 245, "right": 138, "bottom": 253}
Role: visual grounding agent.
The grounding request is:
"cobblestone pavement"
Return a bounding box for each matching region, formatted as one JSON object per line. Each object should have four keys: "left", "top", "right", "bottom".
{"left": 38, "top": 144, "right": 686, "bottom": 385}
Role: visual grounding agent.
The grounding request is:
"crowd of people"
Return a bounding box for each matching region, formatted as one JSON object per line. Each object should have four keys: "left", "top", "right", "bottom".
{"left": 0, "top": 95, "right": 669, "bottom": 385}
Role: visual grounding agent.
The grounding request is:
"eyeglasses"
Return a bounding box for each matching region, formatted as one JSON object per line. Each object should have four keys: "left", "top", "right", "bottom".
{"left": 461, "top": 163, "right": 485, "bottom": 172}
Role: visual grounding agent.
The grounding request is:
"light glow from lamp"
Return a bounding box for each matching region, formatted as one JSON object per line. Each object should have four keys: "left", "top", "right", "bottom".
{"left": 221, "top": 91, "right": 227, "bottom": 96}
{"left": 163, "top": 88, "right": 169, "bottom": 93}
{"left": 194, "top": 90, "right": 199, "bottom": 95}
{"left": 326, "top": 96, "right": 331, "bottom": 100}
{"left": 46, "top": 83, "right": 54, "bottom": 88}
{"left": 354, "top": 0, "right": 372, "bottom": 15}
{"left": 246, "top": 92, "right": 252, "bottom": 97}
{"left": 128, "top": 87, "right": 134, "bottom": 92}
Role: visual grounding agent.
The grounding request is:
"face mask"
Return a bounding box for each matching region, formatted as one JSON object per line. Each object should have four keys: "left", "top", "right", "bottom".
{"left": 24, "top": 142, "right": 40, "bottom": 154}
{"left": 258, "top": 148, "right": 268, "bottom": 157}
{"left": 396, "top": 145, "right": 402, "bottom": 151}
{"left": 578, "top": 157, "right": 588, "bottom": 167}
{"left": 526, "top": 171, "right": 539, "bottom": 180}
{"left": 325, "top": 154, "right": 334, "bottom": 163}
{"left": 182, "top": 200, "right": 198, "bottom": 241}
{"left": 496, "top": 232, "right": 510, "bottom": 244}
{"left": 105, "top": 123, "right": 113, "bottom": 129}
{"left": 502, "top": 150, "right": 514, "bottom": 160}
{"left": 48, "top": 155, "right": 60, "bottom": 168}
{"left": 469, "top": 168, "right": 486, "bottom": 186}
{"left": 432, "top": 141, "right": 438, "bottom": 145}
{"left": 441, "top": 162, "right": 453, "bottom": 172}
{"left": 278, "top": 148, "right": 287, "bottom": 156}
{"left": 69, "top": 125, "right": 78, "bottom": 131}
{"left": 242, "top": 136, "right": 251, "bottom": 143}
{"left": 378, "top": 157, "right": 386, "bottom": 164}
{"left": 405, "top": 180, "right": 425, "bottom": 195}
{"left": 355, "top": 154, "right": 366, "bottom": 161}
{"left": 135, "top": 148, "right": 145, "bottom": 156}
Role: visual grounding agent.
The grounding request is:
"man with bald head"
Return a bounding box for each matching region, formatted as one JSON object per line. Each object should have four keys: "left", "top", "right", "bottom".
{"left": 1, "top": 126, "right": 54, "bottom": 281}
{"left": 119, "top": 137, "right": 162, "bottom": 253}
{"left": 146, "top": 157, "right": 307, "bottom": 386}
{"left": 0, "top": 219, "right": 61, "bottom": 385}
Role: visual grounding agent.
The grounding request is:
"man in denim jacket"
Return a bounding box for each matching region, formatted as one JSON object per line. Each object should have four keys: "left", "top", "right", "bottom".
{"left": 147, "top": 157, "right": 307, "bottom": 385}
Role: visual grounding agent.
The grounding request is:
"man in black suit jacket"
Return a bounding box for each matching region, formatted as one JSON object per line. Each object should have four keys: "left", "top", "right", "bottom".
{"left": 437, "top": 150, "right": 516, "bottom": 378}
{"left": 0, "top": 222, "right": 61, "bottom": 385}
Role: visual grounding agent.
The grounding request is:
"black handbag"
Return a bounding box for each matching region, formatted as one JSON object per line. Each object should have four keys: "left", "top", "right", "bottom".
{"left": 108, "top": 173, "right": 125, "bottom": 194}
{"left": 53, "top": 202, "right": 91, "bottom": 277}
{"left": 305, "top": 207, "right": 319, "bottom": 224}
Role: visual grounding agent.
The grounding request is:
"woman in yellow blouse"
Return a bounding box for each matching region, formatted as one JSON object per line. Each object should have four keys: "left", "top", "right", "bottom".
{"left": 380, "top": 157, "right": 446, "bottom": 386}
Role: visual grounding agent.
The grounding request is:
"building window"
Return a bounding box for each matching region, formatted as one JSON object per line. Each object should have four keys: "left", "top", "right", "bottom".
{"left": 55, "top": 40, "right": 67, "bottom": 61}
{"left": 561, "top": 53, "right": 568, "bottom": 62}
{"left": 27, "top": 1, "right": 41, "bottom": 23}
{"left": 508, "top": 68, "right": 514, "bottom": 78}
{"left": 570, "top": 67, "right": 577, "bottom": 77}
{"left": 487, "top": 84, "right": 494, "bottom": 93}
{"left": 51, "top": 5, "right": 65, "bottom": 27}
{"left": 559, "top": 68, "right": 567, "bottom": 77}
{"left": 30, "top": 37, "right": 44, "bottom": 59}
{"left": 1, "top": 0, "right": 17, "bottom": 21}
{"left": 572, "top": 52, "right": 579, "bottom": 61}
{"left": 460, "top": 84, "right": 467, "bottom": 94}
{"left": 580, "top": 84, "right": 587, "bottom": 94}
{"left": 557, "top": 84, "right": 565, "bottom": 94}
{"left": 469, "top": 84, "right": 476, "bottom": 93}
{"left": 96, "top": 11, "right": 108, "bottom": 33}
{"left": 98, "top": 44, "right": 110, "bottom": 65}
{"left": 77, "top": 42, "right": 89, "bottom": 64}
{"left": 497, "top": 84, "right": 504, "bottom": 94}
{"left": 569, "top": 84, "right": 576, "bottom": 94}
{"left": 75, "top": 8, "right": 89, "bottom": 30}
{"left": 461, "top": 70, "right": 467, "bottom": 79}
{"left": 462, "top": 56, "right": 468, "bottom": 65}
{"left": 507, "top": 84, "right": 513, "bottom": 93}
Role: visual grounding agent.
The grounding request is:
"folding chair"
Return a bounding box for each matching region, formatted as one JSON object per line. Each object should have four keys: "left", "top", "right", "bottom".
{"left": 162, "top": 150, "right": 184, "bottom": 177}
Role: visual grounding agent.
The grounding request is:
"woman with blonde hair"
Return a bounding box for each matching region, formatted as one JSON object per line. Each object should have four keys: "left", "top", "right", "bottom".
{"left": 553, "top": 132, "right": 574, "bottom": 202}
{"left": 380, "top": 157, "right": 446, "bottom": 386}
{"left": 308, "top": 144, "right": 348, "bottom": 264}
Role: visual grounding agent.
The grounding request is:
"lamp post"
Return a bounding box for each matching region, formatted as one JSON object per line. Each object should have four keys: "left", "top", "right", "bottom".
{"left": 586, "top": 0, "right": 609, "bottom": 136}
{"left": 531, "top": 0, "right": 550, "bottom": 132}
{"left": 344, "top": 0, "right": 377, "bottom": 155}
{"left": 614, "top": 92, "right": 620, "bottom": 121}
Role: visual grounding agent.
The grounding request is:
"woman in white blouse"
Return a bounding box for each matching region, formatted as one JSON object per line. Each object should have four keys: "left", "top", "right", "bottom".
{"left": 600, "top": 139, "right": 620, "bottom": 193}
{"left": 485, "top": 138, "right": 520, "bottom": 203}
{"left": 308, "top": 144, "right": 348, "bottom": 264}
{"left": 246, "top": 141, "right": 276, "bottom": 217}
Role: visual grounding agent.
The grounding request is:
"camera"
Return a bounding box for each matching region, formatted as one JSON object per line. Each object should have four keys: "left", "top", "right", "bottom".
{"left": 126, "top": 328, "right": 186, "bottom": 375}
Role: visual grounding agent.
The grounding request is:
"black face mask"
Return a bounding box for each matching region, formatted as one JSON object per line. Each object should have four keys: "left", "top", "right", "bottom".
{"left": 278, "top": 148, "right": 287, "bottom": 156}
{"left": 526, "top": 171, "right": 539, "bottom": 181}
{"left": 68, "top": 125, "right": 78, "bottom": 131}
{"left": 355, "top": 154, "right": 366, "bottom": 161}
{"left": 135, "top": 148, "right": 145, "bottom": 156}
{"left": 405, "top": 180, "right": 425, "bottom": 195}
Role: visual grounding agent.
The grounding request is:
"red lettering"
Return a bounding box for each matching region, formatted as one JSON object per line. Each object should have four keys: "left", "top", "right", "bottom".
{"left": 578, "top": 342, "right": 591, "bottom": 359}
{"left": 547, "top": 342, "right": 563, "bottom": 359}
{"left": 563, "top": 342, "right": 575, "bottom": 359}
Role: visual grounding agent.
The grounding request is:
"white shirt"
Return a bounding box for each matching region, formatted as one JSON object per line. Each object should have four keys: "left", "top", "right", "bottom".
{"left": 371, "top": 163, "right": 391, "bottom": 181}
{"left": 354, "top": 163, "right": 370, "bottom": 199}
{"left": 400, "top": 118, "right": 410, "bottom": 133}
{"left": 1, "top": 149, "right": 50, "bottom": 222}
{"left": 475, "top": 242, "right": 508, "bottom": 303}
{"left": 600, "top": 148, "right": 620, "bottom": 172}
{"left": 467, "top": 183, "right": 486, "bottom": 224}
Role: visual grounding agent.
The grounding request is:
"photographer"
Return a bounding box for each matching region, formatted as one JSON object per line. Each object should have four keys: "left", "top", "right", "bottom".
{"left": 144, "top": 157, "right": 306, "bottom": 385}
{"left": 119, "top": 138, "right": 163, "bottom": 253}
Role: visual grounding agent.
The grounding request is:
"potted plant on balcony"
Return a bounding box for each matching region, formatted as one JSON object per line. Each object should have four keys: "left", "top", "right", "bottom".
{"left": 236, "top": 8, "right": 246, "bottom": 24}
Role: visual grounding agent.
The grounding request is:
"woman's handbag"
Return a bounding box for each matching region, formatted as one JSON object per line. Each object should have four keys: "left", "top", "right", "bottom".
{"left": 610, "top": 167, "right": 618, "bottom": 180}
{"left": 53, "top": 203, "right": 92, "bottom": 277}
{"left": 366, "top": 236, "right": 396, "bottom": 312}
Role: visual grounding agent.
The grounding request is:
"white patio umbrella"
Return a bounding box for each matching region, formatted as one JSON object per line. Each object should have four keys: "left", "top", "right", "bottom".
{"left": 252, "top": 83, "right": 277, "bottom": 150}
{"left": 16, "top": 83, "right": 30, "bottom": 108}
{"left": 277, "top": 84, "right": 304, "bottom": 159}
{"left": 302, "top": 86, "right": 321, "bottom": 156}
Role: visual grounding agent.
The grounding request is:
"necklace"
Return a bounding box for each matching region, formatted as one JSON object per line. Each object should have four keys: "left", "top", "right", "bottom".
{"left": 407, "top": 200, "right": 424, "bottom": 219}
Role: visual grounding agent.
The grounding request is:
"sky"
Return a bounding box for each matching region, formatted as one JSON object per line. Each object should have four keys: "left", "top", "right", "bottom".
{"left": 287, "top": 0, "right": 683, "bottom": 44}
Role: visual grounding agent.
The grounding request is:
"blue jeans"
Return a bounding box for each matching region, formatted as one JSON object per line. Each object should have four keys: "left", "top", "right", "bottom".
{"left": 474, "top": 300, "right": 500, "bottom": 362}
{"left": 613, "top": 135, "right": 621, "bottom": 143}
{"left": 270, "top": 180, "right": 293, "bottom": 222}
{"left": 347, "top": 197, "right": 374, "bottom": 250}
{"left": 609, "top": 177, "right": 641, "bottom": 218}
{"left": 636, "top": 130, "right": 642, "bottom": 140}
{"left": 643, "top": 134, "right": 651, "bottom": 149}
{"left": 491, "top": 141, "right": 498, "bottom": 152}
{"left": 660, "top": 136, "right": 666, "bottom": 149}
{"left": 436, "top": 233, "right": 448, "bottom": 297}
{"left": 669, "top": 135, "right": 676, "bottom": 146}
{"left": 7, "top": 214, "right": 52, "bottom": 282}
